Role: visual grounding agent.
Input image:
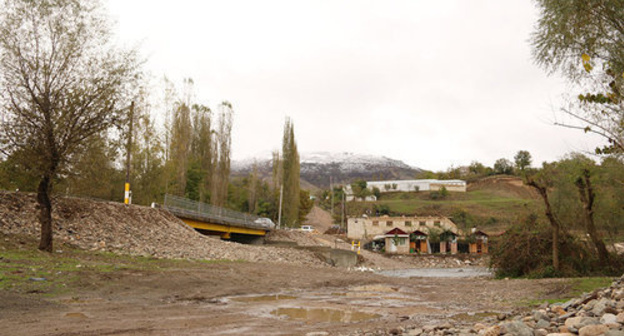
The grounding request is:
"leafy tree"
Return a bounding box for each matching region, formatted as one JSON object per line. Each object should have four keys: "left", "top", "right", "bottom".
{"left": 372, "top": 187, "right": 381, "bottom": 198}
{"left": 298, "top": 190, "right": 315, "bottom": 223}
{"left": 59, "top": 133, "right": 123, "bottom": 201}
{"left": 0, "top": 0, "right": 140, "bottom": 251}
{"left": 532, "top": 0, "right": 624, "bottom": 153}
{"left": 514, "top": 150, "right": 532, "bottom": 173}
{"left": 130, "top": 108, "right": 165, "bottom": 206}
{"left": 351, "top": 179, "right": 371, "bottom": 200}
{"left": 493, "top": 158, "right": 514, "bottom": 175}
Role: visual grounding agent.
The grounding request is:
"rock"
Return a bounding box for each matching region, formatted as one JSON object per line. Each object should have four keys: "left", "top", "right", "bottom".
{"left": 473, "top": 323, "right": 487, "bottom": 331}
{"left": 388, "top": 328, "right": 402, "bottom": 335}
{"left": 616, "top": 312, "right": 624, "bottom": 324}
{"left": 578, "top": 324, "right": 609, "bottom": 336}
{"left": 407, "top": 328, "right": 423, "bottom": 336}
{"left": 535, "top": 310, "right": 550, "bottom": 322}
{"left": 534, "top": 329, "right": 548, "bottom": 336}
{"left": 605, "top": 331, "right": 624, "bottom": 336}
{"left": 592, "top": 298, "right": 611, "bottom": 316}
{"left": 479, "top": 326, "right": 500, "bottom": 336}
{"left": 612, "top": 289, "right": 624, "bottom": 301}
{"left": 552, "top": 306, "right": 567, "bottom": 316}
{"left": 536, "top": 319, "right": 551, "bottom": 329}
{"left": 601, "top": 313, "right": 617, "bottom": 324}
{"left": 566, "top": 316, "right": 600, "bottom": 330}
{"left": 500, "top": 321, "right": 533, "bottom": 336}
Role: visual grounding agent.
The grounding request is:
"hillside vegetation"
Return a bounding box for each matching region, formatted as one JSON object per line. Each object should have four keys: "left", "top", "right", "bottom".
{"left": 345, "top": 176, "right": 541, "bottom": 233}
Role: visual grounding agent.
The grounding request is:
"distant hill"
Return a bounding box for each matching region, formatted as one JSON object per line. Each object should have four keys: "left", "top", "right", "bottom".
{"left": 345, "top": 175, "right": 541, "bottom": 233}
{"left": 231, "top": 151, "right": 424, "bottom": 189}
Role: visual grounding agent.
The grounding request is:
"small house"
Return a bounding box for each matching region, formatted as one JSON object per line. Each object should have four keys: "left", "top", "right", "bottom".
{"left": 384, "top": 228, "right": 410, "bottom": 254}
{"left": 469, "top": 230, "right": 489, "bottom": 254}
{"left": 410, "top": 230, "right": 429, "bottom": 253}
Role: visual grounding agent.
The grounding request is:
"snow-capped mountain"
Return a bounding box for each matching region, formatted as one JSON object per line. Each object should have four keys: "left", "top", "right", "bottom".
{"left": 232, "top": 151, "right": 424, "bottom": 189}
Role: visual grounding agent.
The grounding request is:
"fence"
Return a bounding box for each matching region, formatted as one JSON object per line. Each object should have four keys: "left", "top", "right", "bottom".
{"left": 163, "top": 194, "right": 274, "bottom": 230}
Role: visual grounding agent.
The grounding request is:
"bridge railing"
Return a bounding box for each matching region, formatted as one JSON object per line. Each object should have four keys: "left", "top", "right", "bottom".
{"left": 163, "top": 194, "right": 274, "bottom": 230}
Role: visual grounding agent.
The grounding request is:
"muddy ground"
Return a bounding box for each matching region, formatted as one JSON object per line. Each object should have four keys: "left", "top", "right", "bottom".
{"left": 0, "top": 234, "right": 577, "bottom": 336}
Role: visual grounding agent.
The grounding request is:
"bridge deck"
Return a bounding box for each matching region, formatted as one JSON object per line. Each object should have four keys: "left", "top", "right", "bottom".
{"left": 163, "top": 194, "right": 272, "bottom": 238}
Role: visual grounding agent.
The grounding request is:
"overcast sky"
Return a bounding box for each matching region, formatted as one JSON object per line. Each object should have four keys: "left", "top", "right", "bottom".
{"left": 106, "top": 0, "right": 605, "bottom": 171}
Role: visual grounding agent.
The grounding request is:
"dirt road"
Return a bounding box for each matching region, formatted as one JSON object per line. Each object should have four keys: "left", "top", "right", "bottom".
{"left": 1, "top": 252, "right": 571, "bottom": 336}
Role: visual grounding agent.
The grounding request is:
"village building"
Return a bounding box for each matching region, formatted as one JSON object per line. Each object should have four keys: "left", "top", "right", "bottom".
{"left": 344, "top": 179, "right": 466, "bottom": 201}
{"left": 383, "top": 228, "right": 410, "bottom": 254}
{"left": 348, "top": 215, "right": 488, "bottom": 255}
{"left": 347, "top": 215, "right": 460, "bottom": 241}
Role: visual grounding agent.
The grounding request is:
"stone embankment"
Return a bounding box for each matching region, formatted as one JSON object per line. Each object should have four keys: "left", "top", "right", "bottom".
{"left": 0, "top": 191, "right": 325, "bottom": 266}
{"left": 349, "top": 275, "right": 624, "bottom": 336}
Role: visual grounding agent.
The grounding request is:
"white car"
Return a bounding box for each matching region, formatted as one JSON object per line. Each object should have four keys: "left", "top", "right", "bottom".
{"left": 254, "top": 217, "right": 276, "bottom": 229}
{"left": 300, "top": 225, "right": 315, "bottom": 233}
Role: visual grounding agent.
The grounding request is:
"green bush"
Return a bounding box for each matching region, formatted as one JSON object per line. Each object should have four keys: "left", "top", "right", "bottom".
{"left": 489, "top": 214, "right": 623, "bottom": 278}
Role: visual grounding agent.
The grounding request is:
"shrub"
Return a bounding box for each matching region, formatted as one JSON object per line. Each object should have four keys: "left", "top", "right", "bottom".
{"left": 488, "top": 214, "right": 622, "bottom": 278}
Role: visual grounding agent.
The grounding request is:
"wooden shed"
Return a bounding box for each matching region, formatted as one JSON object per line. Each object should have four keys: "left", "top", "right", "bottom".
{"left": 439, "top": 230, "right": 458, "bottom": 254}
{"left": 410, "top": 230, "right": 429, "bottom": 253}
{"left": 384, "top": 228, "right": 410, "bottom": 254}
{"left": 469, "top": 230, "right": 489, "bottom": 254}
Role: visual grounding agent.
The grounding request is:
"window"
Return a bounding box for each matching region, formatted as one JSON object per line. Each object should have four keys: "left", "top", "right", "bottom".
{"left": 419, "top": 221, "right": 426, "bottom": 226}
{"left": 405, "top": 221, "right": 412, "bottom": 226}
{"left": 434, "top": 221, "right": 441, "bottom": 227}
{"left": 372, "top": 221, "right": 379, "bottom": 226}
{"left": 386, "top": 221, "right": 393, "bottom": 227}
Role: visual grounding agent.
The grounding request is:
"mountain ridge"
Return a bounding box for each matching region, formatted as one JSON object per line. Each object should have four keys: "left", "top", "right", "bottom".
{"left": 232, "top": 151, "right": 424, "bottom": 189}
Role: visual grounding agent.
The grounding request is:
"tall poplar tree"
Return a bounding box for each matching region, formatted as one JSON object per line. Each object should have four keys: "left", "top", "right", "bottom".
{"left": 211, "top": 102, "right": 233, "bottom": 207}
{"left": 280, "top": 118, "right": 300, "bottom": 227}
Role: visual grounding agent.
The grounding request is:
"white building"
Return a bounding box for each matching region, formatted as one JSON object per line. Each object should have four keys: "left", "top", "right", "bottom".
{"left": 367, "top": 179, "right": 466, "bottom": 193}
{"left": 344, "top": 179, "right": 466, "bottom": 201}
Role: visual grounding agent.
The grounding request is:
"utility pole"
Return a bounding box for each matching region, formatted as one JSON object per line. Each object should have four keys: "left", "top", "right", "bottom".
{"left": 330, "top": 176, "right": 334, "bottom": 218}
{"left": 341, "top": 190, "right": 345, "bottom": 229}
{"left": 278, "top": 184, "right": 283, "bottom": 229}
{"left": 124, "top": 101, "right": 134, "bottom": 205}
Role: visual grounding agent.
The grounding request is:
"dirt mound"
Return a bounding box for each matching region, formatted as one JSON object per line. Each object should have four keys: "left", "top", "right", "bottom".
{"left": 0, "top": 191, "right": 324, "bottom": 266}
{"left": 302, "top": 205, "right": 334, "bottom": 233}
{"left": 467, "top": 175, "right": 539, "bottom": 199}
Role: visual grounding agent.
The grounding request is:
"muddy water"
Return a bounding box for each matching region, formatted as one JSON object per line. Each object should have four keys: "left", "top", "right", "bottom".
{"left": 271, "top": 307, "right": 381, "bottom": 323}
{"left": 378, "top": 267, "right": 492, "bottom": 278}
{"left": 231, "top": 294, "right": 297, "bottom": 303}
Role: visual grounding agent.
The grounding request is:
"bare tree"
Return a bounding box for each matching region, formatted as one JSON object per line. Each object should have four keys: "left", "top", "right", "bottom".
{"left": 0, "top": 0, "right": 140, "bottom": 251}
{"left": 525, "top": 163, "right": 563, "bottom": 272}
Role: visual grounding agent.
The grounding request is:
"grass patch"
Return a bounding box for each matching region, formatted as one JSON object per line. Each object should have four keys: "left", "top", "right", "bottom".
{"left": 521, "top": 277, "right": 614, "bottom": 307}
{"left": 568, "top": 277, "right": 613, "bottom": 296}
{"left": 0, "top": 238, "right": 237, "bottom": 297}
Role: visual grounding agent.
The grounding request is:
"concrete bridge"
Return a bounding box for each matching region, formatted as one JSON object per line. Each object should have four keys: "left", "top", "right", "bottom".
{"left": 162, "top": 194, "right": 274, "bottom": 244}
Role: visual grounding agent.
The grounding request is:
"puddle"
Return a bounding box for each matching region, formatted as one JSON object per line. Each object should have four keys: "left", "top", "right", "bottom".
{"left": 350, "top": 284, "right": 399, "bottom": 292}
{"left": 271, "top": 307, "right": 381, "bottom": 323}
{"left": 232, "top": 294, "right": 297, "bottom": 303}
{"left": 64, "top": 312, "right": 88, "bottom": 319}
{"left": 378, "top": 268, "right": 492, "bottom": 278}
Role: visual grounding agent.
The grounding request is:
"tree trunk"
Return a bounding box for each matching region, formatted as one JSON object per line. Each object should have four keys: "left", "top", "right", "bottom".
{"left": 576, "top": 169, "right": 610, "bottom": 265}
{"left": 37, "top": 174, "right": 53, "bottom": 252}
{"left": 526, "top": 179, "right": 560, "bottom": 271}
